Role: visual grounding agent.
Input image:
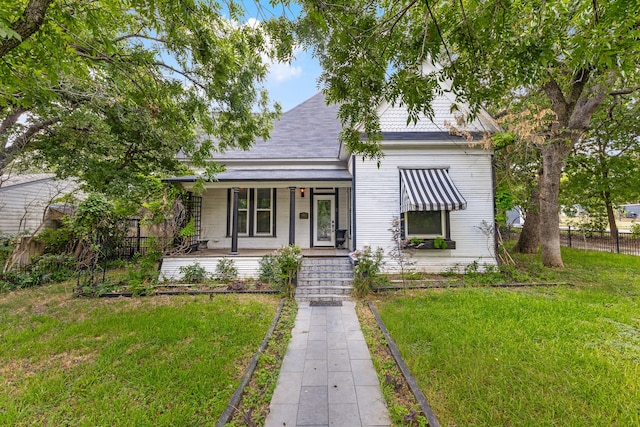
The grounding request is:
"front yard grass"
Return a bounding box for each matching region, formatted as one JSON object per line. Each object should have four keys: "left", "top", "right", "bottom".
{"left": 373, "top": 247, "right": 640, "bottom": 426}
{"left": 0, "top": 282, "right": 280, "bottom": 426}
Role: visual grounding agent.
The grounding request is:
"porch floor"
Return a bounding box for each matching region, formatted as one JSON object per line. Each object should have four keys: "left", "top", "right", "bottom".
{"left": 167, "top": 248, "right": 351, "bottom": 258}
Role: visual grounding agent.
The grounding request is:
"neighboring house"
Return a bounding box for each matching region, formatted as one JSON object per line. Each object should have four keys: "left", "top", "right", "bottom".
{"left": 620, "top": 204, "right": 640, "bottom": 219}
{"left": 506, "top": 207, "right": 525, "bottom": 228}
{"left": 0, "top": 174, "right": 79, "bottom": 236}
{"left": 161, "top": 90, "right": 499, "bottom": 279}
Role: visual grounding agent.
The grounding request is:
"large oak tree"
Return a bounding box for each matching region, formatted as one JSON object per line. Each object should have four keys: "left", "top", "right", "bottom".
{"left": 291, "top": 0, "right": 639, "bottom": 266}
{"left": 1, "top": 0, "right": 290, "bottom": 194}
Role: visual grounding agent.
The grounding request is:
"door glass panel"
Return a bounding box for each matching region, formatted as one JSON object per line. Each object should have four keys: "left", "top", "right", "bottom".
{"left": 317, "top": 199, "right": 332, "bottom": 241}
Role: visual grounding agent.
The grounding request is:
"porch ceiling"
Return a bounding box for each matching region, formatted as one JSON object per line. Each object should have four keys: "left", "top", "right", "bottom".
{"left": 165, "top": 248, "right": 351, "bottom": 258}
{"left": 166, "top": 169, "right": 352, "bottom": 184}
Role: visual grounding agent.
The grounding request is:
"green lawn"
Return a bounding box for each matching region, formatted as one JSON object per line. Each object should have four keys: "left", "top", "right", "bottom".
{"left": 0, "top": 283, "right": 280, "bottom": 426}
{"left": 375, "top": 248, "right": 640, "bottom": 426}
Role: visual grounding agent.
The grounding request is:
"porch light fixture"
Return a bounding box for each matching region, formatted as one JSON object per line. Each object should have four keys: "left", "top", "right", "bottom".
{"left": 300, "top": 188, "right": 305, "bottom": 197}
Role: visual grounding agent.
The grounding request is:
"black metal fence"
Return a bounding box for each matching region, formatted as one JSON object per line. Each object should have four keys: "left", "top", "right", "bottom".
{"left": 559, "top": 227, "right": 640, "bottom": 256}
{"left": 502, "top": 226, "right": 640, "bottom": 256}
{"left": 109, "top": 236, "right": 172, "bottom": 259}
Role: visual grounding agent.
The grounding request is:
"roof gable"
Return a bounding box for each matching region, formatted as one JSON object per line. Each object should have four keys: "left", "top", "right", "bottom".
{"left": 214, "top": 92, "right": 343, "bottom": 160}
{"left": 376, "top": 91, "right": 500, "bottom": 135}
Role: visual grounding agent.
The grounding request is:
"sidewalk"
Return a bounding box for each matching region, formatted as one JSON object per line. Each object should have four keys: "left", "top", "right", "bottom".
{"left": 264, "top": 301, "right": 391, "bottom": 427}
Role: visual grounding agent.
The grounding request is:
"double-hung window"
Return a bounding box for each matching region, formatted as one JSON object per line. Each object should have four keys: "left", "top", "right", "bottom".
{"left": 237, "top": 188, "right": 249, "bottom": 235}
{"left": 255, "top": 188, "right": 273, "bottom": 235}
{"left": 228, "top": 188, "right": 276, "bottom": 237}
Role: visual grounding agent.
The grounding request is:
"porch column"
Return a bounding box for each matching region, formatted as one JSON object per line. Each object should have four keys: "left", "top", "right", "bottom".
{"left": 230, "top": 187, "right": 239, "bottom": 255}
{"left": 289, "top": 187, "right": 296, "bottom": 245}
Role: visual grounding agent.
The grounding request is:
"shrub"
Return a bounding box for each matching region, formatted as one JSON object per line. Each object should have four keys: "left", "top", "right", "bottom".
{"left": 35, "top": 226, "right": 76, "bottom": 254}
{"left": 32, "top": 254, "right": 75, "bottom": 283}
{"left": 258, "top": 254, "right": 280, "bottom": 285}
{"left": 179, "top": 261, "right": 209, "bottom": 283}
{"left": 351, "top": 246, "right": 384, "bottom": 298}
{"left": 125, "top": 252, "right": 160, "bottom": 295}
{"left": 215, "top": 258, "right": 238, "bottom": 283}
{"left": 276, "top": 245, "right": 303, "bottom": 298}
{"left": 266, "top": 245, "right": 303, "bottom": 297}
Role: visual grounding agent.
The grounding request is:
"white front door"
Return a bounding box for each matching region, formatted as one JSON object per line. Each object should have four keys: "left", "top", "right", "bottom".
{"left": 314, "top": 195, "right": 335, "bottom": 247}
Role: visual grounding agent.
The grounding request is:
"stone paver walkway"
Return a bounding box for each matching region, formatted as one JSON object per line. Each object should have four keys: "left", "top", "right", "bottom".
{"left": 264, "top": 301, "right": 391, "bottom": 427}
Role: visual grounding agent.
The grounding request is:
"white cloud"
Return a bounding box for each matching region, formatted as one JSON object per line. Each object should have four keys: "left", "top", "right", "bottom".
{"left": 244, "top": 18, "right": 304, "bottom": 84}
{"left": 268, "top": 61, "right": 302, "bottom": 83}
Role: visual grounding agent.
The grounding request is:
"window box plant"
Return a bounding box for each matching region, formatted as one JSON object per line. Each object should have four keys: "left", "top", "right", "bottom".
{"left": 403, "top": 237, "right": 456, "bottom": 250}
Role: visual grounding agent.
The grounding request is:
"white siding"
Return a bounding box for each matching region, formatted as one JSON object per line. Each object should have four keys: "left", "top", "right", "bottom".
{"left": 0, "top": 178, "right": 78, "bottom": 236}
{"left": 198, "top": 187, "right": 350, "bottom": 250}
{"left": 200, "top": 188, "right": 290, "bottom": 250}
{"left": 161, "top": 256, "right": 262, "bottom": 280}
{"left": 355, "top": 144, "right": 496, "bottom": 273}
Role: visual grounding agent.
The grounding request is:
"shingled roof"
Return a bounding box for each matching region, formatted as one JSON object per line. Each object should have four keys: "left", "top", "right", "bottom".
{"left": 214, "top": 92, "right": 343, "bottom": 160}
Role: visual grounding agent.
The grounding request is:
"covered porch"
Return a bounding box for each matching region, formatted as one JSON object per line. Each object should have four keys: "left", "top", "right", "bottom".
{"left": 167, "top": 169, "right": 354, "bottom": 257}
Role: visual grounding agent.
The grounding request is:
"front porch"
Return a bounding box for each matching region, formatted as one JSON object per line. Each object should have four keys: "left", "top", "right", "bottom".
{"left": 160, "top": 248, "right": 351, "bottom": 281}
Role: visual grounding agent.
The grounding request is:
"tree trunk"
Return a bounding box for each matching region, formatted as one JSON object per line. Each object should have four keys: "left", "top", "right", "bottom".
{"left": 514, "top": 184, "right": 540, "bottom": 253}
{"left": 0, "top": 0, "right": 53, "bottom": 58}
{"left": 605, "top": 195, "right": 618, "bottom": 236}
{"left": 539, "top": 140, "right": 571, "bottom": 267}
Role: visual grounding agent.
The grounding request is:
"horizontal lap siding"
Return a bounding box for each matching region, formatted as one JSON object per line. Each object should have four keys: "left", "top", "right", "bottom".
{"left": 0, "top": 179, "right": 78, "bottom": 235}
{"left": 201, "top": 188, "right": 229, "bottom": 248}
{"left": 201, "top": 187, "right": 353, "bottom": 250}
{"left": 355, "top": 145, "right": 496, "bottom": 273}
{"left": 160, "top": 257, "right": 262, "bottom": 280}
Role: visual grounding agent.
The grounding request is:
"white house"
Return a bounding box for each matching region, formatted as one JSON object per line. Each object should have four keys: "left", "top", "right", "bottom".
{"left": 0, "top": 174, "right": 79, "bottom": 236}
{"left": 161, "top": 91, "right": 499, "bottom": 279}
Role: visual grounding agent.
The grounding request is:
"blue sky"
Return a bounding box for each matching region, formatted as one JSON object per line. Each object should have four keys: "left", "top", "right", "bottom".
{"left": 263, "top": 49, "right": 322, "bottom": 112}
{"left": 241, "top": 2, "right": 322, "bottom": 112}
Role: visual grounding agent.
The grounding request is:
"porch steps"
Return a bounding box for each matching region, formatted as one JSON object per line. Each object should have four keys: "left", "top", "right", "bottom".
{"left": 295, "top": 256, "right": 353, "bottom": 302}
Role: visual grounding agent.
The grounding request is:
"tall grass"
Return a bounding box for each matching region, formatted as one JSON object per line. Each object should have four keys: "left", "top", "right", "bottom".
{"left": 0, "top": 283, "right": 280, "bottom": 426}
{"left": 375, "top": 248, "right": 640, "bottom": 426}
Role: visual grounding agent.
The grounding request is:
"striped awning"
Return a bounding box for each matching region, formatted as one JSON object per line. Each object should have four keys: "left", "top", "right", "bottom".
{"left": 400, "top": 169, "right": 467, "bottom": 212}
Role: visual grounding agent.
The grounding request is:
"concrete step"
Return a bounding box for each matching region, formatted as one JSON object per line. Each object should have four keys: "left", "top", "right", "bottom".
{"left": 298, "top": 272, "right": 353, "bottom": 280}
{"left": 295, "top": 293, "right": 353, "bottom": 302}
{"left": 302, "top": 257, "right": 352, "bottom": 267}
{"left": 296, "top": 256, "right": 354, "bottom": 302}
{"left": 295, "top": 285, "right": 352, "bottom": 295}
{"left": 300, "top": 264, "right": 353, "bottom": 272}
{"left": 297, "top": 277, "right": 353, "bottom": 286}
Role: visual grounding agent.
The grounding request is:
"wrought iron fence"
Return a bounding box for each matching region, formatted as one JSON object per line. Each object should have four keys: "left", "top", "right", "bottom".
{"left": 501, "top": 226, "right": 640, "bottom": 256}
{"left": 109, "top": 236, "right": 173, "bottom": 259}
{"left": 559, "top": 227, "right": 640, "bottom": 256}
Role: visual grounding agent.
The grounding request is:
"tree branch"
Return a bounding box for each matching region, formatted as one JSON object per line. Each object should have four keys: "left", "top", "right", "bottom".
{"left": 0, "top": 117, "right": 60, "bottom": 175}
{"left": 542, "top": 74, "right": 568, "bottom": 128}
{"left": 0, "top": 0, "right": 53, "bottom": 58}
{"left": 570, "top": 72, "right": 616, "bottom": 130}
{"left": 114, "top": 34, "right": 168, "bottom": 44}
{"left": 424, "top": 0, "right": 456, "bottom": 72}
{"left": 610, "top": 86, "right": 640, "bottom": 96}
{"left": 152, "top": 62, "right": 207, "bottom": 90}
{"left": 0, "top": 107, "right": 28, "bottom": 141}
{"left": 567, "top": 67, "right": 591, "bottom": 107}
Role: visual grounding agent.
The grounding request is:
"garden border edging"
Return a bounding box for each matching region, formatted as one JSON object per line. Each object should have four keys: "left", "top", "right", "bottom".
{"left": 367, "top": 301, "right": 441, "bottom": 427}
{"left": 215, "top": 298, "right": 285, "bottom": 427}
